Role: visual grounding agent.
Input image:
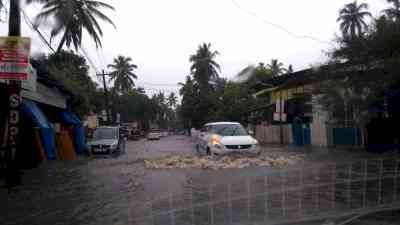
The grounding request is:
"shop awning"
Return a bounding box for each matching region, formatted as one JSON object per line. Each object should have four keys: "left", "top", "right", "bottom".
{"left": 22, "top": 100, "right": 51, "bottom": 129}
{"left": 22, "top": 100, "right": 56, "bottom": 160}
{"left": 60, "top": 111, "right": 87, "bottom": 154}
{"left": 60, "top": 111, "right": 82, "bottom": 125}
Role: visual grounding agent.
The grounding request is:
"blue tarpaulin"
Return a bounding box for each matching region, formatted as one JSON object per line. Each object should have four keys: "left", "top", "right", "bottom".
{"left": 21, "top": 100, "right": 57, "bottom": 160}
{"left": 60, "top": 111, "right": 86, "bottom": 154}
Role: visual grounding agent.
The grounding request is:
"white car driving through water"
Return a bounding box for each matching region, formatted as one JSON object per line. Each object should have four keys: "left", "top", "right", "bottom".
{"left": 196, "top": 122, "right": 260, "bottom": 155}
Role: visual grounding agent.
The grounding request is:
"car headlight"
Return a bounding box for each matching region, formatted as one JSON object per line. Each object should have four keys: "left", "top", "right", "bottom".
{"left": 252, "top": 139, "right": 259, "bottom": 145}
{"left": 211, "top": 135, "right": 222, "bottom": 148}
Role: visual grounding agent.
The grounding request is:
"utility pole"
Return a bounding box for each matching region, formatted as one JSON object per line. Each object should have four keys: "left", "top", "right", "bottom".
{"left": 279, "top": 90, "right": 284, "bottom": 145}
{"left": 97, "top": 70, "right": 112, "bottom": 125}
{"left": 4, "top": 0, "right": 22, "bottom": 190}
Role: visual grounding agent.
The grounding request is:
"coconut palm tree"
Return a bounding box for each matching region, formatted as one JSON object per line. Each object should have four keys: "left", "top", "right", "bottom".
{"left": 108, "top": 56, "right": 138, "bottom": 94}
{"left": 167, "top": 92, "right": 177, "bottom": 108}
{"left": 34, "top": 0, "right": 115, "bottom": 52}
{"left": 267, "top": 59, "right": 285, "bottom": 77}
{"left": 383, "top": 0, "right": 400, "bottom": 21}
{"left": 286, "top": 65, "right": 294, "bottom": 74}
{"left": 189, "top": 43, "right": 220, "bottom": 89}
{"left": 337, "top": 1, "right": 372, "bottom": 38}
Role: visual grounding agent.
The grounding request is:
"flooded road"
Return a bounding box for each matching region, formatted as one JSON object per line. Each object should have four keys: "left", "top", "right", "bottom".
{"left": 1, "top": 136, "right": 400, "bottom": 225}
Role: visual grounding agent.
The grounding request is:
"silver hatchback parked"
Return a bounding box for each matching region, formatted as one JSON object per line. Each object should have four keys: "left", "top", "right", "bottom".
{"left": 87, "top": 126, "right": 126, "bottom": 155}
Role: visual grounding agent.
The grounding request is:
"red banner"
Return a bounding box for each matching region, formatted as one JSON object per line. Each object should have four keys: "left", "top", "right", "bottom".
{"left": 0, "top": 37, "right": 31, "bottom": 80}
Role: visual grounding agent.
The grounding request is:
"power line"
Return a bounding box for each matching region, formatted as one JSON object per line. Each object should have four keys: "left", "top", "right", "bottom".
{"left": 230, "top": 0, "right": 334, "bottom": 46}
{"left": 20, "top": 7, "right": 55, "bottom": 53}
{"left": 80, "top": 46, "right": 101, "bottom": 74}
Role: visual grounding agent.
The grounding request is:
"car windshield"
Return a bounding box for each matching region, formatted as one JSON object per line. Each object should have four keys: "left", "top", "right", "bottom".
{"left": 211, "top": 124, "right": 248, "bottom": 136}
{"left": 92, "top": 128, "right": 117, "bottom": 140}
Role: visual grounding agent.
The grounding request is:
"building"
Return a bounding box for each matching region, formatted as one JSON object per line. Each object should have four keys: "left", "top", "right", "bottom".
{"left": 0, "top": 65, "right": 86, "bottom": 167}
{"left": 250, "top": 64, "right": 392, "bottom": 149}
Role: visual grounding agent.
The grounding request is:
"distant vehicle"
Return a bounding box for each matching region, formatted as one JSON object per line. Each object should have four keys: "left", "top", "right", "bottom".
{"left": 196, "top": 122, "right": 260, "bottom": 155}
{"left": 87, "top": 126, "right": 126, "bottom": 155}
{"left": 160, "top": 131, "right": 168, "bottom": 137}
{"left": 147, "top": 129, "right": 161, "bottom": 140}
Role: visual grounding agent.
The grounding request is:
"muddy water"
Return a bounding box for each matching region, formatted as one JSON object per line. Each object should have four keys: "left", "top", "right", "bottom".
{"left": 1, "top": 136, "right": 399, "bottom": 225}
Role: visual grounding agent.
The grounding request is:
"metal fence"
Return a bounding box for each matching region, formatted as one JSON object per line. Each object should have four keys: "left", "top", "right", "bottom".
{"left": 132, "top": 158, "right": 400, "bottom": 225}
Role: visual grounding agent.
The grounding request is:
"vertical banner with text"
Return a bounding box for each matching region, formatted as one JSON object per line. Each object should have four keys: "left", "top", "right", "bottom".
{"left": 0, "top": 37, "right": 30, "bottom": 189}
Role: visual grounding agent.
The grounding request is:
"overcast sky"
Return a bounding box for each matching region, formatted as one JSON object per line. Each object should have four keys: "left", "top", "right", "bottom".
{"left": 0, "top": 0, "right": 390, "bottom": 95}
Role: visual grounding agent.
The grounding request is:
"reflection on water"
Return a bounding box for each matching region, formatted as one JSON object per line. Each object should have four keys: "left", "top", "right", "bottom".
{"left": 1, "top": 157, "right": 400, "bottom": 225}
{"left": 135, "top": 159, "right": 400, "bottom": 225}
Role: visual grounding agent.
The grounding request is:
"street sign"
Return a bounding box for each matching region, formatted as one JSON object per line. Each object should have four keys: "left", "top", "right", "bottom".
{"left": 0, "top": 37, "right": 31, "bottom": 80}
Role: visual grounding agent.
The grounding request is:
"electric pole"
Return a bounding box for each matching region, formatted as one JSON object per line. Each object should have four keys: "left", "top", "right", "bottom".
{"left": 4, "top": 0, "right": 22, "bottom": 190}
{"left": 97, "top": 70, "right": 112, "bottom": 125}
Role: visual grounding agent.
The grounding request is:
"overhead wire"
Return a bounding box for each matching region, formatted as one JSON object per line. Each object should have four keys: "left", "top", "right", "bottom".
{"left": 230, "top": 0, "right": 335, "bottom": 46}
{"left": 20, "top": 7, "right": 55, "bottom": 53}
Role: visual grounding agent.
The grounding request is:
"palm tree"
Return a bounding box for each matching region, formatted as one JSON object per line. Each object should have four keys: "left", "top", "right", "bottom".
{"left": 337, "top": 1, "right": 372, "bottom": 38}
{"left": 286, "top": 65, "right": 294, "bottom": 74}
{"left": 267, "top": 59, "right": 285, "bottom": 77}
{"left": 167, "top": 92, "right": 177, "bottom": 108}
{"left": 189, "top": 43, "right": 220, "bottom": 89}
{"left": 108, "top": 56, "right": 138, "bottom": 94}
{"left": 383, "top": 0, "right": 400, "bottom": 21}
{"left": 34, "top": 0, "right": 115, "bottom": 52}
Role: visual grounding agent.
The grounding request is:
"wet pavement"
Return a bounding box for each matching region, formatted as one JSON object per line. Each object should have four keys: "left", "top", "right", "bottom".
{"left": 1, "top": 135, "right": 400, "bottom": 225}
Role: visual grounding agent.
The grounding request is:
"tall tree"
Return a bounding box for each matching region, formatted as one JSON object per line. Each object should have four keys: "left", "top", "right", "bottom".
{"left": 236, "top": 63, "right": 273, "bottom": 85}
{"left": 286, "top": 64, "right": 294, "bottom": 74}
{"left": 267, "top": 59, "right": 285, "bottom": 77}
{"left": 108, "top": 56, "right": 138, "bottom": 94}
{"left": 167, "top": 92, "right": 177, "bottom": 108}
{"left": 383, "top": 0, "right": 400, "bottom": 21}
{"left": 34, "top": 0, "right": 115, "bottom": 52}
{"left": 189, "top": 43, "right": 220, "bottom": 90}
{"left": 337, "top": 1, "right": 371, "bottom": 38}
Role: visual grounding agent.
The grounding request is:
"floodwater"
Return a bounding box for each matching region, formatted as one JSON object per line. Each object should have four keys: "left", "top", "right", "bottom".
{"left": 1, "top": 136, "right": 400, "bottom": 225}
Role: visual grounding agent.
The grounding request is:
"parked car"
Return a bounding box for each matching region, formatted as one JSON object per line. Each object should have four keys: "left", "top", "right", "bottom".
{"left": 196, "top": 122, "right": 260, "bottom": 155}
{"left": 87, "top": 126, "right": 125, "bottom": 155}
{"left": 147, "top": 129, "right": 161, "bottom": 140}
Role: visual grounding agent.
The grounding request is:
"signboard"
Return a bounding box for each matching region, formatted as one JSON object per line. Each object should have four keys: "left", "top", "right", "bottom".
{"left": 0, "top": 37, "right": 31, "bottom": 80}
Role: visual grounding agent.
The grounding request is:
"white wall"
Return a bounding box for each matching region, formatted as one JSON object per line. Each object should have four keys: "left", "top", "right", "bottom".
{"left": 255, "top": 124, "right": 292, "bottom": 144}
{"left": 311, "top": 96, "right": 329, "bottom": 147}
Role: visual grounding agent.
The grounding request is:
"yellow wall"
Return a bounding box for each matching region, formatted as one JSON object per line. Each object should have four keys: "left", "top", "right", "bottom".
{"left": 270, "top": 85, "right": 312, "bottom": 103}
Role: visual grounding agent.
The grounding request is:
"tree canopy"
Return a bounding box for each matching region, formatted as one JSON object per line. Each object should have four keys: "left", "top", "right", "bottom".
{"left": 337, "top": 1, "right": 371, "bottom": 38}
{"left": 34, "top": 0, "right": 115, "bottom": 52}
{"left": 108, "top": 55, "right": 138, "bottom": 94}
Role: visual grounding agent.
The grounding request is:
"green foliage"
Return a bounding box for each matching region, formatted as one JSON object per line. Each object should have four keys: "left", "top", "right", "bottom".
{"left": 320, "top": 1, "right": 400, "bottom": 127}
{"left": 32, "top": 51, "right": 103, "bottom": 117}
{"left": 34, "top": 0, "right": 115, "bottom": 52}
{"left": 113, "top": 89, "right": 155, "bottom": 125}
{"left": 337, "top": 1, "right": 371, "bottom": 38}
{"left": 167, "top": 92, "right": 177, "bottom": 108}
{"left": 214, "top": 82, "right": 257, "bottom": 124}
{"left": 237, "top": 63, "right": 273, "bottom": 86}
{"left": 189, "top": 43, "right": 220, "bottom": 91}
{"left": 383, "top": 0, "right": 400, "bottom": 20}
{"left": 108, "top": 55, "right": 138, "bottom": 94}
{"left": 267, "top": 59, "right": 286, "bottom": 77}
